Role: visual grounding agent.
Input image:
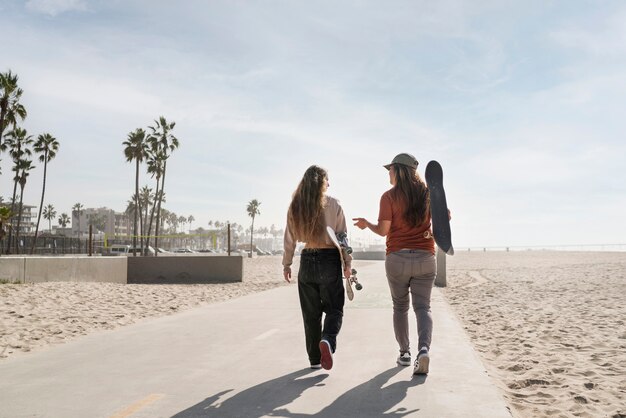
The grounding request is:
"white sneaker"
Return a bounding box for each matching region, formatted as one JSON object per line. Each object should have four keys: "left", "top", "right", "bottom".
{"left": 396, "top": 351, "right": 411, "bottom": 367}
{"left": 413, "top": 348, "right": 430, "bottom": 375}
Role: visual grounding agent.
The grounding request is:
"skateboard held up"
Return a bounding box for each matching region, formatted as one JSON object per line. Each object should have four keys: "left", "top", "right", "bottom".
{"left": 425, "top": 160, "right": 454, "bottom": 255}
{"left": 326, "top": 226, "right": 362, "bottom": 301}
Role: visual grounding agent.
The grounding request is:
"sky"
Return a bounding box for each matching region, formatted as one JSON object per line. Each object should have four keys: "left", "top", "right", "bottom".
{"left": 1, "top": 0, "right": 625, "bottom": 249}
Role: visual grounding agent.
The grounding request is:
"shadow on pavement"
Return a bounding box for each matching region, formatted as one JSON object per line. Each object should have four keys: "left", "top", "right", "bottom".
{"left": 171, "top": 368, "right": 328, "bottom": 418}
{"left": 273, "top": 367, "right": 425, "bottom": 417}
{"left": 173, "top": 367, "right": 424, "bottom": 418}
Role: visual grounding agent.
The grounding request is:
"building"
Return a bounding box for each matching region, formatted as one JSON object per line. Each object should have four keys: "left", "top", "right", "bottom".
{"left": 0, "top": 203, "right": 36, "bottom": 234}
{"left": 72, "top": 207, "right": 130, "bottom": 238}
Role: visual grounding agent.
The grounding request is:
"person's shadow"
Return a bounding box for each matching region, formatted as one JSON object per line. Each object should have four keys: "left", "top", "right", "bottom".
{"left": 171, "top": 368, "right": 328, "bottom": 418}
{"left": 272, "top": 367, "right": 425, "bottom": 417}
{"left": 172, "top": 367, "right": 425, "bottom": 418}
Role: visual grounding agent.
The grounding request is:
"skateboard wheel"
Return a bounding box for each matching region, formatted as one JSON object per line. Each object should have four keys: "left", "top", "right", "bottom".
{"left": 355, "top": 283, "right": 363, "bottom": 291}
{"left": 351, "top": 268, "right": 357, "bottom": 275}
{"left": 345, "top": 247, "right": 353, "bottom": 254}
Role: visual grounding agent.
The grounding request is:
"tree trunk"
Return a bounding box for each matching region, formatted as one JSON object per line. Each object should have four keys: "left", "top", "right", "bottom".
{"left": 249, "top": 216, "right": 255, "bottom": 258}
{"left": 145, "top": 176, "right": 160, "bottom": 254}
{"left": 6, "top": 152, "right": 21, "bottom": 254}
{"left": 15, "top": 185, "right": 25, "bottom": 255}
{"left": 31, "top": 156, "right": 48, "bottom": 254}
{"left": 154, "top": 161, "right": 167, "bottom": 257}
{"left": 133, "top": 160, "right": 139, "bottom": 256}
{"left": 0, "top": 111, "right": 6, "bottom": 148}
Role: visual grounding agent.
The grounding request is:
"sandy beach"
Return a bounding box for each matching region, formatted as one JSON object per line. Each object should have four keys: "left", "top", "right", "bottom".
{"left": 0, "top": 256, "right": 293, "bottom": 361}
{"left": 445, "top": 251, "right": 626, "bottom": 418}
{"left": 1, "top": 252, "right": 624, "bottom": 417}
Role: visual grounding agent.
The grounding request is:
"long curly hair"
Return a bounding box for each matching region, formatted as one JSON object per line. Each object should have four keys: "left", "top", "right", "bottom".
{"left": 390, "top": 163, "right": 430, "bottom": 226}
{"left": 287, "top": 165, "right": 328, "bottom": 242}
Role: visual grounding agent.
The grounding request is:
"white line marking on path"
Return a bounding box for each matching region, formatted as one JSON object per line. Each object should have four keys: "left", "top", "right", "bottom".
{"left": 254, "top": 328, "right": 280, "bottom": 340}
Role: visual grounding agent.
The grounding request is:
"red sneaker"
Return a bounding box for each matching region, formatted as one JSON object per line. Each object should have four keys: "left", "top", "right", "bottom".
{"left": 319, "top": 340, "right": 333, "bottom": 370}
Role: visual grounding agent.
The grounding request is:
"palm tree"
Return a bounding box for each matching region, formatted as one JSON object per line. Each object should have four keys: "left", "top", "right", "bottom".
{"left": 247, "top": 199, "right": 261, "bottom": 257}
{"left": 87, "top": 213, "right": 106, "bottom": 233}
{"left": 72, "top": 203, "right": 84, "bottom": 237}
{"left": 57, "top": 213, "right": 70, "bottom": 228}
{"left": 188, "top": 215, "right": 195, "bottom": 233}
{"left": 4, "top": 127, "right": 33, "bottom": 253}
{"left": 0, "top": 207, "right": 13, "bottom": 253}
{"left": 0, "top": 70, "right": 27, "bottom": 149}
{"left": 138, "top": 185, "right": 154, "bottom": 253}
{"left": 178, "top": 216, "right": 186, "bottom": 234}
{"left": 147, "top": 116, "right": 179, "bottom": 256}
{"left": 145, "top": 149, "right": 164, "bottom": 251}
{"left": 15, "top": 159, "right": 35, "bottom": 254}
{"left": 42, "top": 204, "right": 57, "bottom": 233}
{"left": 31, "top": 133, "right": 60, "bottom": 253}
{"left": 123, "top": 128, "right": 148, "bottom": 256}
{"left": 168, "top": 212, "right": 178, "bottom": 234}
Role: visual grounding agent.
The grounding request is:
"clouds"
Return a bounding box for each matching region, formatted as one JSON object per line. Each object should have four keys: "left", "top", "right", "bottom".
{"left": 2, "top": 1, "right": 625, "bottom": 248}
{"left": 25, "top": 0, "right": 87, "bottom": 16}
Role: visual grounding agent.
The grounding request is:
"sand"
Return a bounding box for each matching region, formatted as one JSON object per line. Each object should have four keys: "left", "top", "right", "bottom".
{"left": 444, "top": 251, "right": 626, "bottom": 418}
{"left": 0, "top": 256, "right": 293, "bottom": 360}
{"left": 1, "top": 251, "right": 624, "bottom": 417}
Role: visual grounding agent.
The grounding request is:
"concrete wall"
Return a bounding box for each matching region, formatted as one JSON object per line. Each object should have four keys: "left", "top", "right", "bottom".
{"left": 351, "top": 251, "right": 386, "bottom": 261}
{"left": 0, "top": 257, "right": 127, "bottom": 284}
{"left": 127, "top": 255, "right": 243, "bottom": 284}
{"left": 0, "top": 258, "right": 26, "bottom": 283}
{"left": 1, "top": 255, "right": 243, "bottom": 284}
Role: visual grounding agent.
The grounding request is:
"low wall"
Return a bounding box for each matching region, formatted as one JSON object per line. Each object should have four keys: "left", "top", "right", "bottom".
{"left": 127, "top": 255, "right": 243, "bottom": 284}
{"left": 351, "top": 251, "right": 386, "bottom": 261}
{"left": 0, "top": 256, "right": 127, "bottom": 284}
{"left": 0, "top": 258, "right": 26, "bottom": 283}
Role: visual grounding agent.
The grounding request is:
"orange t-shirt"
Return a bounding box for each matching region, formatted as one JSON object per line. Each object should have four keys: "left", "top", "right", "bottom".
{"left": 378, "top": 188, "right": 435, "bottom": 255}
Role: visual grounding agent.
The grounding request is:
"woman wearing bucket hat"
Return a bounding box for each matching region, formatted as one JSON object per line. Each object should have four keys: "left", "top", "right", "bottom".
{"left": 283, "top": 165, "right": 352, "bottom": 371}
{"left": 353, "top": 153, "right": 436, "bottom": 375}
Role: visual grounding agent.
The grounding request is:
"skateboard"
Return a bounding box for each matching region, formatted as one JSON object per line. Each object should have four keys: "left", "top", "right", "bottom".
{"left": 326, "top": 226, "right": 362, "bottom": 301}
{"left": 425, "top": 160, "right": 454, "bottom": 255}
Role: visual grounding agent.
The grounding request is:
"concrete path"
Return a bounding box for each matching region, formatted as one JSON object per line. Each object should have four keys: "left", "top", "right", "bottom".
{"left": 0, "top": 260, "right": 512, "bottom": 418}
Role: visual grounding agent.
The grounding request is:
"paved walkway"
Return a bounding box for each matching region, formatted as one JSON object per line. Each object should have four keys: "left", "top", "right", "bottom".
{"left": 0, "top": 260, "right": 511, "bottom": 418}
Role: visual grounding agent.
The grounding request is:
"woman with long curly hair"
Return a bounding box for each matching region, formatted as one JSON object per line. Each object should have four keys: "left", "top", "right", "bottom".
{"left": 283, "top": 165, "right": 351, "bottom": 371}
{"left": 353, "top": 153, "right": 437, "bottom": 375}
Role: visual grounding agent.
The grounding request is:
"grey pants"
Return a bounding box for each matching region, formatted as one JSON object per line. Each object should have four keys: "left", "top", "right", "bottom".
{"left": 385, "top": 250, "right": 436, "bottom": 353}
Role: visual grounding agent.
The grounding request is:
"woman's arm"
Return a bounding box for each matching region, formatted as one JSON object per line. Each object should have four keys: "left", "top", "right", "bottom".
{"left": 353, "top": 218, "right": 391, "bottom": 237}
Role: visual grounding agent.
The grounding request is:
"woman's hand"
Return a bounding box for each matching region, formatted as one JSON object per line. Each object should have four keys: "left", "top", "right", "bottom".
{"left": 344, "top": 265, "right": 352, "bottom": 279}
{"left": 353, "top": 217, "right": 368, "bottom": 230}
{"left": 353, "top": 218, "right": 391, "bottom": 237}
{"left": 283, "top": 267, "right": 291, "bottom": 283}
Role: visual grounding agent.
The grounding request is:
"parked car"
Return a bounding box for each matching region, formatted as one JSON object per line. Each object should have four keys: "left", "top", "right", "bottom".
{"left": 109, "top": 244, "right": 131, "bottom": 256}
{"left": 108, "top": 245, "right": 155, "bottom": 256}
{"left": 172, "top": 248, "right": 197, "bottom": 253}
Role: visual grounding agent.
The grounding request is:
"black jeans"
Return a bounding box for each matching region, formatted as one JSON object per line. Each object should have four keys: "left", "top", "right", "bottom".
{"left": 298, "top": 248, "right": 345, "bottom": 365}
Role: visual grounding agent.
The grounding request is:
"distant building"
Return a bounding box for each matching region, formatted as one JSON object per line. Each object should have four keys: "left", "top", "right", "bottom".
{"left": 0, "top": 203, "right": 36, "bottom": 234}
{"left": 72, "top": 207, "right": 130, "bottom": 238}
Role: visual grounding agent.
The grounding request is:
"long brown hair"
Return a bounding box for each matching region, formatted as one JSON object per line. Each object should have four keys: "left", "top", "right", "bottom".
{"left": 287, "top": 165, "right": 328, "bottom": 242}
{"left": 391, "top": 163, "right": 430, "bottom": 226}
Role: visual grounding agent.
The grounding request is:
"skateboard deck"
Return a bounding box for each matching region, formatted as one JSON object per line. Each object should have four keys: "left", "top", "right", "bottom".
{"left": 326, "top": 226, "right": 362, "bottom": 301}
{"left": 425, "top": 160, "right": 454, "bottom": 255}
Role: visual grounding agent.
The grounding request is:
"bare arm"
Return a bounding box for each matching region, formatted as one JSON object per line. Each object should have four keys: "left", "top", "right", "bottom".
{"left": 353, "top": 218, "right": 391, "bottom": 237}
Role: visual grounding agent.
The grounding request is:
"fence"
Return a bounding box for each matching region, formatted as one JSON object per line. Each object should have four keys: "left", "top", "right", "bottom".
{"left": 1, "top": 236, "right": 105, "bottom": 255}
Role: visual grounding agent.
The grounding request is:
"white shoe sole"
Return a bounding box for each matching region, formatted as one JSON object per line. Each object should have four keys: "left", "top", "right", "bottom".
{"left": 413, "top": 355, "right": 430, "bottom": 375}
{"left": 397, "top": 358, "right": 411, "bottom": 367}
